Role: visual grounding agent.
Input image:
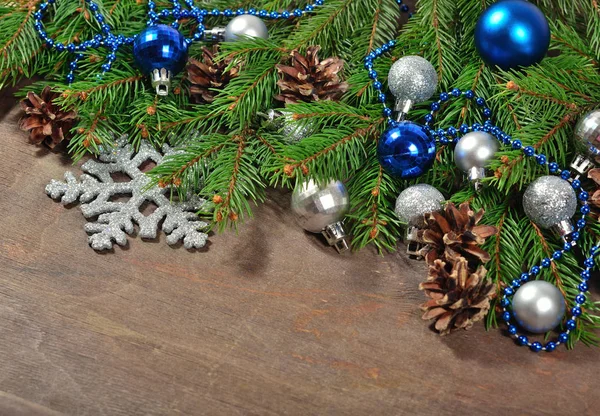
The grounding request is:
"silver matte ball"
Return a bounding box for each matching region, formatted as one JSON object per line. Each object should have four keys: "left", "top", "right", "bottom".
{"left": 224, "top": 15, "right": 269, "bottom": 42}
{"left": 395, "top": 184, "right": 445, "bottom": 227}
{"left": 522, "top": 176, "right": 577, "bottom": 229}
{"left": 387, "top": 56, "right": 438, "bottom": 105}
{"left": 454, "top": 132, "right": 499, "bottom": 172}
{"left": 512, "top": 280, "right": 565, "bottom": 334}
{"left": 291, "top": 180, "right": 349, "bottom": 233}
{"left": 574, "top": 109, "right": 600, "bottom": 156}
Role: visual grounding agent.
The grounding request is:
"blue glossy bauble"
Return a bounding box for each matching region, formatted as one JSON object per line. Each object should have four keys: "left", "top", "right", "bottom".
{"left": 133, "top": 24, "right": 188, "bottom": 75}
{"left": 475, "top": 0, "right": 550, "bottom": 70}
{"left": 377, "top": 122, "right": 436, "bottom": 178}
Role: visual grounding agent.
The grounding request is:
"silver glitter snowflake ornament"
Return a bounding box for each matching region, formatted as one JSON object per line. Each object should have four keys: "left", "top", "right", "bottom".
{"left": 46, "top": 136, "right": 210, "bottom": 251}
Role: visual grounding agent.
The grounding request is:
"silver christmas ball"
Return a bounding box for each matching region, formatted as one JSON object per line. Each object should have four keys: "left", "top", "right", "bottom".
{"left": 224, "top": 15, "right": 269, "bottom": 42}
{"left": 266, "top": 109, "right": 315, "bottom": 143}
{"left": 512, "top": 280, "right": 565, "bottom": 334}
{"left": 387, "top": 56, "right": 438, "bottom": 105}
{"left": 454, "top": 132, "right": 499, "bottom": 172}
{"left": 291, "top": 180, "right": 350, "bottom": 233}
{"left": 522, "top": 176, "right": 577, "bottom": 229}
{"left": 574, "top": 109, "right": 600, "bottom": 156}
{"left": 395, "top": 184, "right": 445, "bottom": 227}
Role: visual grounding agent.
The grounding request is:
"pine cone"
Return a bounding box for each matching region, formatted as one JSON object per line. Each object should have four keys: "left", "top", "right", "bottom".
{"left": 587, "top": 168, "right": 600, "bottom": 216}
{"left": 19, "top": 86, "right": 77, "bottom": 148}
{"left": 420, "top": 257, "right": 496, "bottom": 335}
{"left": 275, "top": 46, "right": 348, "bottom": 104}
{"left": 418, "top": 202, "right": 497, "bottom": 267}
{"left": 187, "top": 45, "right": 239, "bottom": 104}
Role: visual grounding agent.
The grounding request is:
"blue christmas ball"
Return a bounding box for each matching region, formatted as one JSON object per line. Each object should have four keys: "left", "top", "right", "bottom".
{"left": 133, "top": 24, "right": 188, "bottom": 75}
{"left": 377, "top": 122, "right": 436, "bottom": 179}
{"left": 475, "top": 0, "right": 550, "bottom": 70}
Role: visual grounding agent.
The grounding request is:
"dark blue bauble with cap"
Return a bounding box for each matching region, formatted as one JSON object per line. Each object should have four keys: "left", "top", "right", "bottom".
{"left": 377, "top": 121, "right": 436, "bottom": 179}
{"left": 133, "top": 24, "right": 188, "bottom": 75}
{"left": 475, "top": 0, "right": 550, "bottom": 70}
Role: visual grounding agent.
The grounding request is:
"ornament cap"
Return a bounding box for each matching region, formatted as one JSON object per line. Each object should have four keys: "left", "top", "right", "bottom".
{"left": 405, "top": 226, "right": 427, "bottom": 259}
{"left": 151, "top": 68, "right": 172, "bottom": 96}
{"left": 570, "top": 154, "right": 594, "bottom": 180}
{"left": 204, "top": 27, "right": 226, "bottom": 42}
{"left": 551, "top": 219, "right": 574, "bottom": 240}
{"left": 322, "top": 221, "right": 350, "bottom": 253}
{"left": 467, "top": 166, "right": 486, "bottom": 192}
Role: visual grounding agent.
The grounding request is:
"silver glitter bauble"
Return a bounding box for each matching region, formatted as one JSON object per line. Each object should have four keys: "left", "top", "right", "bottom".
{"left": 291, "top": 180, "right": 349, "bottom": 233}
{"left": 387, "top": 56, "right": 438, "bottom": 111}
{"left": 454, "top": 132, "right": 499, "bottom": 172}
{"left": 224, "top": 15, "right": 268, "bottom": 42}
{"left": 522, "top": 176, "right": 577, "bottom": 229}
{"left": 574, "top": 109, "right": 600, "bottom": 156}
{"left": 395, "top": 184, "right": 445, "bottom": 227}
{"left": 265, "top": 109, "right": 315, "bottom": 143}
{"left": 512, "top": 280, "right": 565, "bottom": 334}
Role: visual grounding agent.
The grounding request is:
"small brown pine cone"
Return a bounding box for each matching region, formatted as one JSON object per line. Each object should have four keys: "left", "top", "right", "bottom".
{"left": 187, "top": 45, "right": 240, "bottom": 104}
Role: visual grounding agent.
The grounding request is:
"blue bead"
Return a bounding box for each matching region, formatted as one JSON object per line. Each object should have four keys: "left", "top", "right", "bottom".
{"left": 572, "top": 179, "right": 581, "bottom": 189}
{"left": 45, "top": 39, "right": 54, "bottom": 48}
{"left": 579, "top": 282, "right": 588, "bottom": 292}
{"left": 282, "top": 11, "right": 290, "bottom": 18}
{"left": 66, "top": 43, "right": 75, "bottom": 53}
{"left": 381, "top": 44, "right": 390, "bottom": 52}
{"left": 424, "top": 114, "right": 433, "bottom": 123}
{"left": 545, "top": 341, "right": 556, "bottom": 352}
{"left": 373, "top": 81, "right": 382, "bottom": 90}
{"left": 69, "top": 61, "right": 78, "bottom": 70}
{"left": 530, "top": 266, "right": 540, "bottom": 275}
{"left": 55, "top": 43, "right": 65, "bottom": 52}
{"left": 382, "top": 107, "right": 392, "bottom": 117}
{"left": 579, "top": 191, "right": 589, "bottom": 201}
{"left": 388, "top": 40, "right": 396, "bottom": 47}
{"left": 224, "top": 9, "right": 233, "bottom": 17}
{"left": 517, "top": 335, "right": 529, "bottom": 346}
{"left": 508, "top": 325, "right": 517, "bottom": 335}
{"left": 451, "top": 88, "right": 461, "bottom": 97}
{"left": 375, "top": 47, "right": 383, "bottom": 56}
{"left": 304, "top": 5, "right": 314, "bottom": 11}
{"left": 294, "top": 8, "right": 303, "bottom": 16}
{"left": 502, "top": 311, "right": 511, "bottom": 322}
{"left": 368, "top": 70, "right": 377, "bottom": 79}
{"left": 548, "top": 161, "right": 559, "bottom": 173}
{"left": 512, "top": 140, "right": 522, "bottom": 149}
{"left": 364, "top": 62, "right": 373, "bottom": 70}
{"left": 552, "top": 250, "right": 562, "bottom": 260}
{"left": 560, "top": 170, "right": 571, "bottom": 180}
{"left": 133, "top": 24, "right": 188, "bottom": 76}
{"left": 536, "top": 154, "right": 546, "bottom": 165}
{"left": 476, "top": 97, "right": 485, "bottom": 106}
{"left": 578, "top": 219, "right": 587, "bottom": 229}
{"left": 439, "top": 92, "right": 449, "bottom": 102}
{"left": 439, "top": 136, "right": 449, "bottom": 145}
{"left": 148, "top": 0, "right": 155, "bottom": 8}
{"left": 431, "top": 102, "right": 440, "bottom": 111}
{"left": 270, "top": 11, "right": 279, "bottom": 18}
{"left": 541, "top": 258, "right": 551, "bottom": 268}
{"left": 401, "top": 4, "right": 409, "bottom": 12}
{"left": 465, "top": 90, "right": 475, "bottom": 99}
{"left": 66, "top": 73, "right": 74, "bottom": 83}
{"left": 95, "top": 13, "right": 104, "bottom": 23}
{"left": 377, "top": 121, "right": 436, "bottom": 179}
{"left": 523, "top": 146, "right": 534, "bottom": 156}
{"left": 483, "top": 108, "right": 492, "bottom": 117}
{"left": 572, "top": 306, "right": 582, "bottom": 317}
{"left": 581, "top": 270, "right": 590, "bottom": 280}
{"left": 211, "top": 8, "right": 220, "bottom": 15}
{"left": 447, "top": 126, "right": 457, "bottom": 137}
{"left": 584, "top": 258, "right": 594, "bottom": 268}
{"left": 501, "top": 298, "right": 510, "bottom": 307}
{"left": 89, "top": 2, "right": 98, "bottom": 12}
{"left": 572, "top": 231, "right": 580, "bottom": 240}
{"left": 520, "top": 272, "right": 530, "bottom": 282}
{"left": 460, "top": 124, "right": 469, "bottom": 134}
{"left": 530, "top": 342, "right": 543, "bottom": 352}
{"left": 101, "top": 63, "right": 111, "bottom": 71}
{"left": 511, "top": 279, "right": 520, "bottom": 288}
{"left": 316, "top": 0, "right": 324, "bottom": 4}
{"left": 504, "top": 287, "right": 514, "bottom": 296}
{"left": 566, "top": 319, "right": 577, "bottom": 330}
{"left": 378, "top": 93, "right": 386, "bottom": 103}
{"left": 475, "top": 0, "right": 550, "bottom": 70}
{"left": 558, "top": 333, "right": 569, "bottom": 343}
{"left": 472, "top": 122, "right": 482, "bottom": 131}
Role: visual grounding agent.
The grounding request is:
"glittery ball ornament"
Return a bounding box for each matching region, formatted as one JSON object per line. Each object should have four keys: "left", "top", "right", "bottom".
{"left": 387, "top": 56, "right": 438, "bottom": 113}
{"left": 512, "top": 280, "right": 565, "bottom": 334}
{"left": 224, "top": 14, "right": 269, "bottom": 41}
{"left": 395, "top": 184, "right": 445, "bottom": 227}
{"left": 377, "top": 121, "right": 436, "bottom": 179}
{"left": 265, "top": 109, "right": 315, "bottom": 144}
{"left": 522, "top": 176, "right": 577, "bottom": 229}
{"left": 291, "top": 180, "right": 349, "bottom": 233}
{"left": 475, "top": 0, "right": 550, "bottom": 70}
{"left": 133, "top": 25, "right": 188, "bottom": 95}
{"left": 574, "top": 109, "right": 600, "bottom": 157}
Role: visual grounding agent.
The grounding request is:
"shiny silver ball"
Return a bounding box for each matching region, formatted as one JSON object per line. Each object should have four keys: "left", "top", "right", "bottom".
{"left": 224, "top": 15, "right": 268, "bottom": 42}
{"left": 574, "top": 109, "right": 600, "bottom": 156}
{"left": 512, "top": 280, "right": 565, "bottom": 334}
{"left": 266, "top": 109, "right": 315, "bottom": 143}
{"left": 387, "top": 56, "right": 438, "bottom": 105}
{"left": 522, "top": 176, "right": 577, "bottom": 229}
{"left": 454, "top": 132, "right": 499, "bottom": 172}
{"left": 291, "top": 180, "right": 350, "bottom": 233}
{"left": 395, "top": 184, "right": 445, "bottom": 227}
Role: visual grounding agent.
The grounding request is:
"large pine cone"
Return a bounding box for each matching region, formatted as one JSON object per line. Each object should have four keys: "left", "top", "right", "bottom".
{"left": 418, "top": 202, "right": 497, "bottom": 267}
{"left": 19, "top": 86, "right": 77, "bottom": 148}
{"left": 187, "top": 45, "right": 239, "bottom": 104}
{"left": 275, "top": 46, "right": 348, "bottom": 104}
{"left": 420, "top": 257, "right": 496, "bottom": 335}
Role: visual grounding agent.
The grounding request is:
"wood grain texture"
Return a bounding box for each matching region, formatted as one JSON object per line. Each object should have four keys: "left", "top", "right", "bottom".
{"left": 1, "top": 101, "right": 600, "bottom": 415}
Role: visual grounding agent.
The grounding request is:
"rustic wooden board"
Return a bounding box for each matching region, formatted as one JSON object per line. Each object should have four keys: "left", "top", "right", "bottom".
{"left": 1, "top": 100, "right": 599, "bottom": 416}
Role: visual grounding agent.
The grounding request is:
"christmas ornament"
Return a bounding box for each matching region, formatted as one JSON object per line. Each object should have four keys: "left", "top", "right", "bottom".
{"left": 46, "top": 136, "right": 210, "bottom": 251}
{"left": 512, "top": 280, "right": 566, "bottom": 334}
{"left": 263, "top": 109, "right": 316, "bottom": 143}
{"left": 275, "top": 46, "right": 348, "bottom": 104}
{"left": 377, "top": 121, "right": 436, "bottom": 179}
{"left": 475, "top": 0, "right": 550, "bottom": 70}
{"left": 570, "top": 110, "right": 600, "bottom": 177}
{"left": 387, "top": 55, "right": 438, "bottom": 118}
{"left": 291, "top": 179, "right": 350, "bottom": 253}
{"left": 418, "top": 202, "right": 497, "bottom": 267}
{"left": 187, "top": 45, "right": 240, "bottom": 104}
{"left": 395, "top": 184, "right": 445, "bottom": 257}
{"left": 19, "top": 87, "right": 77, "bottom": 148}
{"left": 522, "top": 176, "right": 577, "bottom": 237}
{"left": 420, "top": 257, "right": 496, "bottom": 335}
{"left": 206, "top": 14, "right": 269, "bottom": 42}
{"left": 454, "top": 131, "right": 499, "bottom": 190}
{"left": 133, "top": 24, "right": 189, "bottom": 96}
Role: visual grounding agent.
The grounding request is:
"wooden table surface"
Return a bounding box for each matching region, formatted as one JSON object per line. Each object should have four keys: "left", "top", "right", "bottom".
{"left": 1, "top": 100, "right": 599, "bottom": 416}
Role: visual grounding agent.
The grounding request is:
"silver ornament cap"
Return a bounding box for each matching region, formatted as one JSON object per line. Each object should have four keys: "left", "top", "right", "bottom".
{"left": 454, "top": 131, "right": 499, "bottom": 188}
{"left": 522, "top": 176, "right": 577, "bottom": 232}
{"left": 395, "top": 184, "right": 445, "bottom": 227}
{"left": 387, "top": 56, "right": 438, "bottom": 116}
{"left": 224, "top": 15, "right": 269, "bottom": 42}
{"left": 512, "top": 280, "right": 566, "bottom": 334}
{"left": 574, "top": 109, "right": 600, "bottom": 157}
{"left": 291, "top": 180, "right": 350, "bottom": 252}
